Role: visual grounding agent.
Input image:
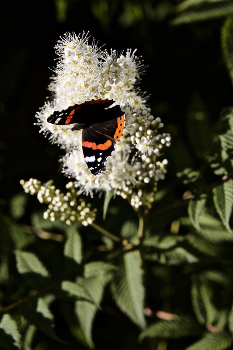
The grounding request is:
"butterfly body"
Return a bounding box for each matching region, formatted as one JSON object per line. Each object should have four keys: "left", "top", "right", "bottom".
{"left": 47, "top": 100, "right": 125, "bottom": 175}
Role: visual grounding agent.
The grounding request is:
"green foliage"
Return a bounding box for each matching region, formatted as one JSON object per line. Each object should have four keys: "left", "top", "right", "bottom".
{"left": 191, "top": 278, "right": 217, "bottom": 325}
{"left": 15, "top": 251, "right": 50, "bottom": 277}
{"left": 186, "top": 332, "right": 233, "bottom": 350}
{"left": 111, "top": 251, "right": 146, "bottom": 329}
{"left": 64, "top": 226, "right": 82, "bottom": 264}
{"left": 171, "top": 0, "right": 233, "bottom": 25}
{"left": 188, "top": 196, "right": 207, "bottom": 232}
{"left": 139, "top": 315, "right": 202, "bottom": 341}
{"left": 221, "top": 16, "right": 233, "bottom": 83}
{"left": 18, "top": 297, "right": 63, "bottom": 342}
{"left": 9, "top": 192, "right": 28, "bottom": 220}
{"left": 75, "top": 267, "right": 113, "bottom": 347}
{"left": 103, "top": 189, "right": 114, "bottom": 220}
{"left": 0, "top": 314, "right": 21, "bottom": 349}
{"left": 212, "top": 179, "right": 233, "bottom": 232}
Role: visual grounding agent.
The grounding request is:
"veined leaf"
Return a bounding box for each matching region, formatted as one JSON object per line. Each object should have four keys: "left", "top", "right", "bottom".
{"left": 75, "top": 274, "right": 108, "bottom": 348}
{"left": 64, "top": 225, "right": 82, "bottom": 264}
{"left": 188, "top": 196, "right": 207, "bottom": 231}
{"left": 10, "top": 192, "right": 28, "bottom": 220}
{"left": 191, "top": 280, "right": 217, "bottom": 325}
{"left": 23, "top": 325, "right": 36, "bottom": 350}
{"left": 181, "top": 214, "right": 233, "bottom": 242}
{"left": 62, "top": 280, "right": 97, "bottom": 305}
{"left": 111, "top": 251, "right": 146, "bottom": 329}
{"left": 36, "top": 298, "right": 54, "bottom": 320}
{"left": 19, "top": 297, "right": 62, "bottom": 342}
{"left": 219, "top": 131, "right": 233, "bottom": 161}
{"left": 84, "top": 261, "right": 116, "bottom": 278}
{"left": 139, "top": 315, "right": 201, "bottom": 342}
{"left": 121, "top": 221, "right": 138, "bottom": 241}
{"left": 213, "top": 179, "right": 233, "bottom": 232}
{"left": 228, "top": 302, "right": 233, "bottom": 333}
{"left": 143, "top": 232, "right": 183, "bottom": 249}
{"left": 187, "top": 234, "right": 220, "bottom": 257}
{"left": 15, "top": 250, "right": 49, "bottom": 277}
{"left": 222, "top": 16, "right": 233, "bottom": 83}
{"left": 0, "top": 314, "right": 21, "bottom": 349}
{"left": 199, "top": 270, "right": 230, "bottom": 286}
{"left": 171, "top": 0, "right": 233, "bottom": 26}
{"left": 186, "top": 332, "right": 233, "bottom": 350}
{"left": 103, "top": 189, "right": 114, "bottom": 220}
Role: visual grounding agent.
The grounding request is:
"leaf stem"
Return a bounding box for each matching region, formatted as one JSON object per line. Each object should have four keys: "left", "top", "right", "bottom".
{"left": 138, "top": 216, "right": 144, "bottom": 239}
{"left": 91, "top": 222, "right": 121, "bottom": 242}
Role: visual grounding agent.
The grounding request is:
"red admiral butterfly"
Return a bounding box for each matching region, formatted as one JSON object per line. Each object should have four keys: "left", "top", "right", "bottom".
{"left": 47, "top": 99, "right": 125, "bottom": 175}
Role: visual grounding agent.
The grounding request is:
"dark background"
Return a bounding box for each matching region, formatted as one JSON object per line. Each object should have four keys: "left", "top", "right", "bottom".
{"left": 0, "top": 0, "right": 232, "bottom": 199}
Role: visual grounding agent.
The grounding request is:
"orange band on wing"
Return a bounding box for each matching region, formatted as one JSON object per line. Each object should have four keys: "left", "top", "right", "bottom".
{"left": 113, "top": 115, "right": 125, "bottom": 142}
{"left": 82, "top": 139, "right": 112, "bottom": 150}
{"left": 65, "top": 108, "right": 75, "bottom": 124}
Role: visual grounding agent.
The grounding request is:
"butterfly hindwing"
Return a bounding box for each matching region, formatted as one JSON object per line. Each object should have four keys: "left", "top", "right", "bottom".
{"left": 82, "top": 128, "right": 115, "bottom": 175}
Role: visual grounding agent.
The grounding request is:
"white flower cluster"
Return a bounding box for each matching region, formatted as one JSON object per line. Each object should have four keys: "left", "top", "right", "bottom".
{"left": 35, "top": 32, "right": 170, "bottom": 204}
{"left": 20, "top": 179, "right": 96, "bottom": 226}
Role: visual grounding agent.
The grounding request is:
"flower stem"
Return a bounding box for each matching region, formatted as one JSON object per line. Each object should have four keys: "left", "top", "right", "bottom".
{"left": 91, "top": 222, "right": 121, "bottom": 242}
{"left": 138, "top": 216, "right": 144, "bottom": 239}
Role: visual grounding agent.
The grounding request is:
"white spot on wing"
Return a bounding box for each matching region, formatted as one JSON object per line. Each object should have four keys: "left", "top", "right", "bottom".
{"left": 97, "top": 157, "right": 102, "bottom": 162}
{"left": 85, "top": 156, "right": 95, "bottom": 163}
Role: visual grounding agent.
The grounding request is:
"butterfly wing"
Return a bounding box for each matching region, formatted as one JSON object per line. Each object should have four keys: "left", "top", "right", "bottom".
{"left": 47, "top": 99, "right": 125, "bottom": 175}
{"left": 82, "top": 128, "right": 115, "bottom": 175}
{"left": 90, "top": 115, "right": 125, "bottom": 143}
{"left": 47, "top": 99, "right": 115, "bottom": 126}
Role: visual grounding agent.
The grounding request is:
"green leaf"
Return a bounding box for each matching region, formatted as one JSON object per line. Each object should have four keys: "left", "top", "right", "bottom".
{"left": 15, "top": 251, "right": 49, "bottom": 277}
{"left": 23, "top": 325, "right": 36, "bottom": 350}
{"left": 103, "top": 189, "right": 114, "bottom": 220}
{"left": 10, "top": 192, "right": 28, "bottom": 219}
{"left": 84, "top": 261, "right": 116, "bottom": 278}
{"left": 139, "top": 315, "right": 201, "bottom": 342}
{"left": 111, "top": 251, "right": 146, "bottom": 329}
{"left": 213, "top": 179, "right": 233, "bottom": 232}
{"left": 199, "top": 270, "right": 230, "bottom": 286}
{"left": 191, "top": 279, "right": 217, "bottom": 325}
{"left": 120, "top": 221, "right": 138, "bottom": 241}
{"left": 62, "top": 280, "right": 97, "bottom": 305}
{"left": 228, "top": 302, "right": 233, "bottom": 332}
{"left": 181, "top": 214, "right": 233, "bottom": 242}
{"left": 144, "top": 234, "right": 199, "bottom": 265}
{"left": 0, "top": 314, "right": 21, "bottom": 349}
{"left": 188, "top": 196, "right": 207, "bottom": 232}
{"left": 187, "top": 234, "right": 221, "bottom": 257}
{"left": 18, "top": 298, "right": 63, "bottom": 342}
{"left": 222, "top": 16, "right": 233, "bottom": 82}
{"left": 0, "top": 215, "right": 35, "bottom": 252}
{"left": 186, "top": 332, "right": 233, "bottom": 350}
{"left": 54, "top": 0, "right": 69, "bottom": 22}
{"left": 64, "top": 225, "right": 82, "bottom": 264}
{"left": 171, "top": 0, "right": 233, "bottom": 26}
{"left": 75, "top": 274, "right": 108, "bottom": 348}
{"left": 146, "top": 247, "right": 198, "bottom": 265}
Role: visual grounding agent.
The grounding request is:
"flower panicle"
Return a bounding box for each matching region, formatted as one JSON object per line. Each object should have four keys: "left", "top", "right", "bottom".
{"left": 20, "top": 179, "right": 96, "bottom": 226}
{"left": 34, "top": 31, "right": 171, "bottom": 209}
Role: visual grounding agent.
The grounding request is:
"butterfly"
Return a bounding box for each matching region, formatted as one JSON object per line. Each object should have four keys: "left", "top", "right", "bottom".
{"left": 47, "top": 99, "right": 125, "bottom": 175}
